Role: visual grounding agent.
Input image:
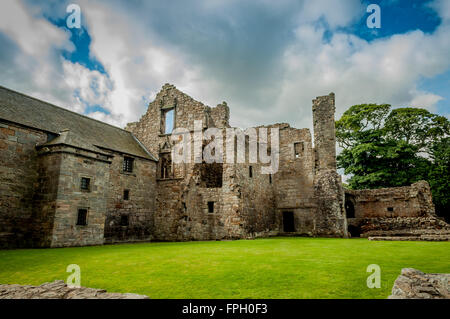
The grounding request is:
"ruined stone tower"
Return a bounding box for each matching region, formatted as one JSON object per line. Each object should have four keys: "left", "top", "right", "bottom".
{"left": 313, "top": 93, "right": 337, "bottom": 171}
{"left": 312, "top": 93, "right": 348, "bottom": 237}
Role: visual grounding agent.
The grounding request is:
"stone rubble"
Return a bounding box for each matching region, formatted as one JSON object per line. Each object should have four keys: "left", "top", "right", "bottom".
{"left": 0, "top": 280, "right": 149, "bottom": 299}
{"left": 389, "top": 268, "right": 449, "bottom": 299}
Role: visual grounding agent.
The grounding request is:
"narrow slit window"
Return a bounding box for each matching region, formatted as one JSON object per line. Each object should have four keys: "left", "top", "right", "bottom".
{"left": 249, "top": 166, "right": 253, "bottom": 178}
{"left": 269, "top": 174, "right": 272, "bottom": 184}
{"left": 208, "top": 201, "right": 214, "bottom": 213}
{"left": 123, "top": 189, "right": 130, "bottom": 200}
{"left": 76, "top": 209, "right": 87, "bottom": 226}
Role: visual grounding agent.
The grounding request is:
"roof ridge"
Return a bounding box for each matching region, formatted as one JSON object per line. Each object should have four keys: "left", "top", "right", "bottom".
{"left": 0, "top": 85, "right": 132, "bottom": 135}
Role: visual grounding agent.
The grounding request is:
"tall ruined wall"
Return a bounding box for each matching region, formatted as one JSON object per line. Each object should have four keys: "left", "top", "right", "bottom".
{"left": 312, "top": 93, "right": 347, "bottom": 237}
{"left": 313, "top": 170, "right": 347, "bottom": 237}
{"left": 272, "top": 124, "right": 316, "bottom": 235}
{"left": 312, "top": 93, "right": 337, "bottom": 171}
{"left": 127, "top": 84, "right": 243, "bottom": 241}
{"left": 127, "top": 84, "right": 281, "bottom": 241}
{"left": 104, "top": 154, "right": 156, "bottom": 244}
{"left": 0, "top": 121, "right": 47, "bottom": 248}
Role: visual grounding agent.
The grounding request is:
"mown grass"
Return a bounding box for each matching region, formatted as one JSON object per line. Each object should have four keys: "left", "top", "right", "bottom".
{"left": 0, "top": 237, "right": 448, "bottom": 299}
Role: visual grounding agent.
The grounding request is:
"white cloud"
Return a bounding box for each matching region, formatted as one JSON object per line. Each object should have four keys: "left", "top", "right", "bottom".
{"left": 274, "top": 16, "right": 450, "bottom": 131}
{"left": 0, "top": 0, "right": 449, "bottom": 132}
{"left": 0, "top": 0, "right": 115, "bottom": 123}
{"left": 409, "top": 92, "right": 443, "bottom": 110}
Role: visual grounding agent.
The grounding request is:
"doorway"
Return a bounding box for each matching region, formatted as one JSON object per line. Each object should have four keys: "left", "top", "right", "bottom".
{"left": 283, "top": 211, "right": 295, "bottom": 232}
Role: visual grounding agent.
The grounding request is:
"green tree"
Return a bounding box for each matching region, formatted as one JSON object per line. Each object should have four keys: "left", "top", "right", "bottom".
{"left": 336, "top": 104, "right": 449, "bottom": 221}
{"left": 428, "top": 137, "right": 450, "bottom": 218}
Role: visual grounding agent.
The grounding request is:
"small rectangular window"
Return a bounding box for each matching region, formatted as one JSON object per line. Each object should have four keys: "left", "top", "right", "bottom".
{"left": 76, "top": 209, "right": 87, "bottom": 226}
{"left": 269, "top": 174, "right": 272, "bottom": 184}
{"left": 387, "top": 207, "right": 394, "bottom": 212}
{"left": 249, "top": 166, "right": 253, "bottom": 178}
{"left": 120, "top": 215, "right": 129, "bottom": 226}
{"left": 123, "top": 157, "right": 134, "bottom": 173}
{"left": 208, "top": 201, "right": 214, "bottom": 213}
{"left": 80, "top": 177, "right": 90, "bottom": 191}
{"left": 123, "top": 189, "right": 130, "bottom": 200}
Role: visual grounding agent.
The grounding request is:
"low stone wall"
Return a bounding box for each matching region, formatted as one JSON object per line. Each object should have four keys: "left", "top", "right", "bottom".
{"left": 0, "top": 281, "right": 148, "bottom": 299}
{"left": 369, "top": 235, "right": 449, "bottom": 241}
{"left": 346, "top": 215, "right": 450, "bottom": 240}
{"left": 345, "top": 181, "right": 435, "bottom": 219}
{"left": 389, "top": 268, "right": 449, "bottom": 299}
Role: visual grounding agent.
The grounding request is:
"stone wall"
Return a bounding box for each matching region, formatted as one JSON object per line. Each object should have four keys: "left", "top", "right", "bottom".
{"left": 313, "top": 170, "right": 347, "bottom": 237}
{"left": 40, "top": 145, "right": 111, "bottom": 247}
{"left": 345, "top": 181, "right": 435, "bottom": 219}
{"left": 31, "top": 152, "right": 62, "bottom": 247}
{"left": 270, "top": 124, "right": 316, "bottom": 235}
{"left": 0, "top": 121, "right": 47, "bottom": 248}
{"left": 312, "top": 93, "right": 336, "bottom": 171}
{"left": 345, "top": 181, "right": 442, "bottom": 237}
{"left": 127, "top": 84, "right": 282, "bottom": 241}
{"left": 312, "top": 94, "right": 347, "bottom": 237}
{"left": 126, "top": 86, "right": 351, "bottom": 240}
{"left": 104, "top": 154, "right": 156, "bottom": 244}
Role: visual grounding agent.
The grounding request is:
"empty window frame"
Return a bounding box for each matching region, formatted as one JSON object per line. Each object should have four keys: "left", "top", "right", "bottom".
{"left": 161, "top": 108, "right": 175, "bottom": 134}
{"left": 294, "top": 142, "right": 304, "bottom": 158}
{"left": 123, "top": 157, "right": 134, "bottom": 173}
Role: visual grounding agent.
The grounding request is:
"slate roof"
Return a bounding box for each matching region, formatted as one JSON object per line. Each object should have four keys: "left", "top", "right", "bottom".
{"left": 0, "top": 85, "right": 156, "bottom": 161}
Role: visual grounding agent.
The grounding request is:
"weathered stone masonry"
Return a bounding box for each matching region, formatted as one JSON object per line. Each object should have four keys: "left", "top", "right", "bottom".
{"left": 0, "top": 83, "right": 447, "bottom": 248}
{"left": 0, "top": 86, "right": 157, "bottom": 248}
{"left": 126, "top": 85, "right": 348, "bottom": 241}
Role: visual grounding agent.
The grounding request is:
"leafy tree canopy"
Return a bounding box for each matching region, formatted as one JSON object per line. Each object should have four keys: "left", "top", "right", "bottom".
{"left": 336, "top": 104, "right": 450, "bottom": 220}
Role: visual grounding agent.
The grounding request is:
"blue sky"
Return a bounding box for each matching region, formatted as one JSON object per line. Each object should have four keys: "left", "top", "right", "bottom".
{"left": 0, "top": 0, "right": 449, "bottom": 129}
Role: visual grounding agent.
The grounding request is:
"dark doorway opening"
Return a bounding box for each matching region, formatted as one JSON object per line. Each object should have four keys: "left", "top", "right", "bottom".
{"left": 283, "top": 211, "right": 295, "bottom": 232}
{"left": 348, "top": 225, "right": 361, "bottom": 237}
{"left": 345, "top": 199, "right": 355, "bottom": 218}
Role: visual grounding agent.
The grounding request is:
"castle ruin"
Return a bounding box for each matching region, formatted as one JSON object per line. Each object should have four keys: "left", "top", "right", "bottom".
{"left": 0, "top": 84, "right": 447, "bottom": 248}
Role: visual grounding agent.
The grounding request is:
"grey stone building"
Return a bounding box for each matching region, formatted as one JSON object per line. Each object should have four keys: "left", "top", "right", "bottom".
{"left": 0, "top": 84, "right": 446, "bottom": 248}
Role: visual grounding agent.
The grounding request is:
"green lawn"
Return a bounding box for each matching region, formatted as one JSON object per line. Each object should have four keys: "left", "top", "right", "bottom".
{"left": 0, "top": 237, "right": 448, "bottom": 299}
